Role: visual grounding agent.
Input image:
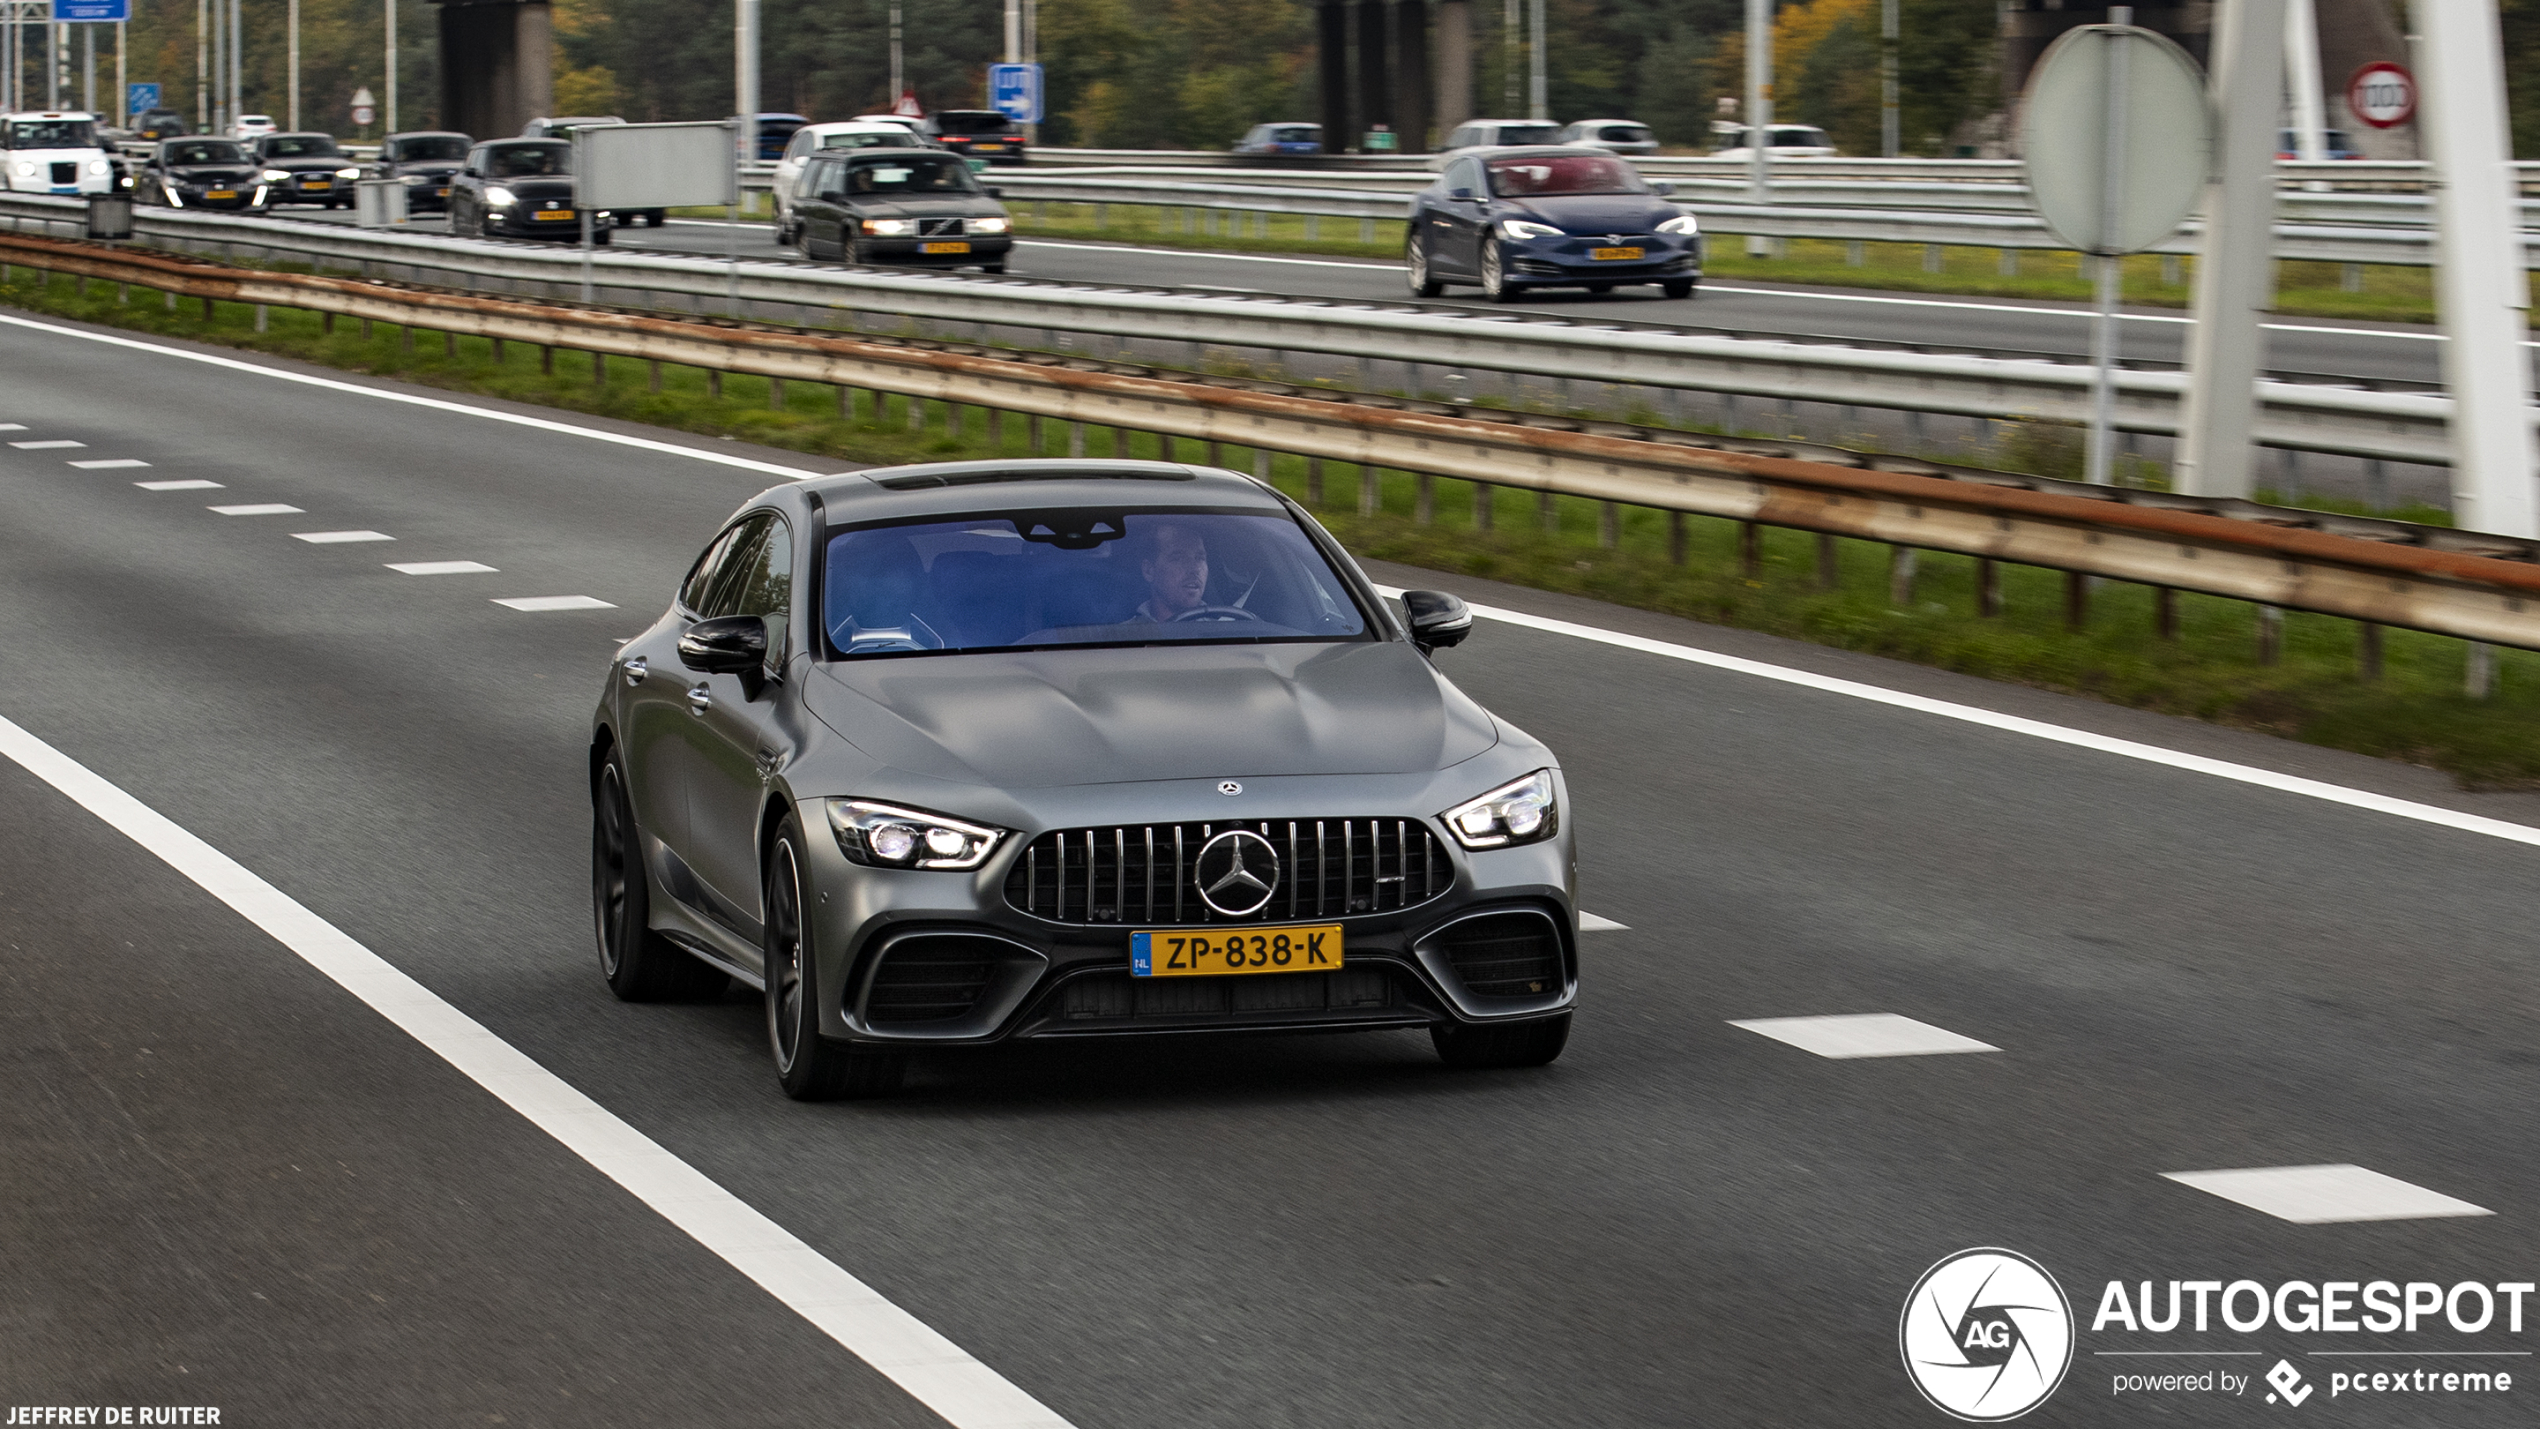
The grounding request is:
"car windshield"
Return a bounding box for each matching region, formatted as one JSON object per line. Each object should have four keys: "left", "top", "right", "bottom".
{"left": 263, "top": 134, "right": 341, "bottom": 158}
{"left": 933, "top": 111, "right": 1015, "bottom": 135}
{"left": 823, "top": 509, "right": 1371, "bottom": 657}
{"left": 1773, "top": 128, "right": 1828, "bottom": 147}
{"left": 1272, "top": 126, "right": 1318, "bottom": 143}
{"left": 166, "top": 140, "right": 244, "bottom": 164}
{"left": 392, "top": 135, "right": 468, "bottom": 161}
{"left": 1601, "top": 125, "right": 1653, "bottom": 142}
{"left": 7, "top": 120, "right": 97, "bottom": 150}
{"left": 841, "top": 156, "right": 978, "bottom": 195}
{"left": 819, "top": 130, "right": 909, "bottom": 151}
{"left": 1485, "top": 152, "right": 1645, "bottom": 196}
{"left": 486, "top": 144, "right": 569, "bottom": 177}
{"left": 1491, "top": 124, "right": 1559, "bottom": 145}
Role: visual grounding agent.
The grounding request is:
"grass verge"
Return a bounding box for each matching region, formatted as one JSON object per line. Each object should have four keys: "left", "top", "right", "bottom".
{"left": 9, "top": 262, "right": 2535, "bottom": 787}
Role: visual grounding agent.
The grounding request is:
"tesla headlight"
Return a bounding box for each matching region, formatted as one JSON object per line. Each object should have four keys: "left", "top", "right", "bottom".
{"left": 1440, "top": 770, "right": 1559, "bottom": 850}
{"left": 861, "top": 218, "right": 913, "bottom": 235}
{"left": 968, "top": 215, "right": 1010, "bottom": 234}
{"left": 1657, "top": 213, "right": 1700, "bottom": 235}
{"left": 827, "top": 799, "right": 1007, "bottom": 870}
{"left": 260, "top": 167, "right": 290, "bottom": 182}
{"left": 335, "top": 166, "right": 361, "bottom": 178}
{"left": 1498, "top": 218, "right": 1561, "bottom": 240}
{"left": 483, "top": 185, "right": 517, "bottom": 206}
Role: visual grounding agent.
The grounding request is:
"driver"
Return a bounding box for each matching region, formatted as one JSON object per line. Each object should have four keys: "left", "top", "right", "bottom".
{"left": 1130, "top": 521, "right": 1209, "bottom": 622}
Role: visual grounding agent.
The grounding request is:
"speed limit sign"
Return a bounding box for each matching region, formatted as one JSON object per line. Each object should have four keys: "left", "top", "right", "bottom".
{"left": 2347, "top": 61, "right": 2415, "bottom": 130}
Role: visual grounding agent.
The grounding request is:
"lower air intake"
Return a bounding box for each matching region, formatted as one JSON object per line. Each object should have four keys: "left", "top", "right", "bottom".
{"left": 864, "top": 936, "right": 1002, "bottom": 1025}
{"left": 1436, "top": 912, "right": 1563, "bottom": 999}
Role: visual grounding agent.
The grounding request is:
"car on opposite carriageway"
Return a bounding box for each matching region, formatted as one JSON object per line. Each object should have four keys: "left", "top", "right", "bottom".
{"left": 361, "top": 130, "right": 472, "bottom": 213}
{"left": 3, "top": 111, "right": 116, "bottom": 196}
{"left": 589, "top": 458, "right": 1576, "bottom": 1099}
{"left": 787, "top": 147, "right": 1010, "bottom": 270}
{"left": 137, "top": 137, "right": 265, "bottom": 210}
{"left": 1407, "top": 145, "right": 1698, "bottom": 301}
{"left": 248, "top": 131, "right": 360, "bottom": 208}
{"left": 447, "top": 138, "right": 611, "bottom": 241}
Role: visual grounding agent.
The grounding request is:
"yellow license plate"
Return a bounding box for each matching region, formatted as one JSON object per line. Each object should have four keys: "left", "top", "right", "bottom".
{"left": 1591, "top": 246, "right": 1645, "bottom": 261}
{"left": 435, "top": 188, "right": 450, "bottom": 196}
{"left": 921, "top": 240, "right": 971, "bottom": 254}
{"left": 534, "top": 209, "right": 576, "bottom": 220}
{"left": 206, "top": 190, "right": 236, "bottom": 199}
{"left": 975, "top": 144, "right": 1004, "bottom": 151}
{"left": 1132, "top": 923, "right": 1342, "bottom": 978}
{"left": 304, "top": 180, "right": 331, "bottom": 189}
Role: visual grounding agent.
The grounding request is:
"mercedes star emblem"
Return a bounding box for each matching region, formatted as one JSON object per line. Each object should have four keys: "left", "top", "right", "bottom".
{"left": 1218, "top": 780, "right": 1243, "bottom": 796}
{"left": 1193, "top": 829, "right": 1280, "bottom": 917}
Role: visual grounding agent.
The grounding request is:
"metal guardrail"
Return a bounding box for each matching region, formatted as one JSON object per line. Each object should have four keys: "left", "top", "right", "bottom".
{"left": 1028, "top": 149, "right": 2538, "bottom": 188}
{"left": 5, "top": 226, "right": 2534, "bottom": 653}
{"left": 0, "top": 192, "right": 2476, "bottom": 467}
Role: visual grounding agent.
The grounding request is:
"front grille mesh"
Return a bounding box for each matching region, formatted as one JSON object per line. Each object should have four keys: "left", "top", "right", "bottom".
{"left": 1006, "top": 819, "right": 1450, "bottom": 926}
{"left": 1437, "top": 913, "right": 1562, "bottom": 998}
{"left": 864, "top": 937, "right": 1000, "bottom": 1024}
{"left": 917, "top": 216, "right": 965, "bottom": 236}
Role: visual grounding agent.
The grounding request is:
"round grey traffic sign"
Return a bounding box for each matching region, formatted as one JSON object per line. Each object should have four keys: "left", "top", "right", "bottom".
{"left": 2020, "top": 23, "right": 2211, "bottom": 256}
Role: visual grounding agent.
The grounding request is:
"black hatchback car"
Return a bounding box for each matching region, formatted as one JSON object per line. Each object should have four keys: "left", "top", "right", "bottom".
{"left": 138, "top": 137, "right": 261, "bottom": 210}
{"left": 448, "top": 139, "right": 610, "bottom": 241}
{"left": 1407, "top": 146, "right": 1699, "bottom": 301}
{"left": 363, "top": 130, "right": 471, "bottom": 213}
{"left": 248, "top": 132, "right": 359, "bottom": 208}
{"left": 790, "top": 149, "right": 1010, "bottom": 270}
{"left": 915, "top": 109, "right": 1027, "bottom": 165}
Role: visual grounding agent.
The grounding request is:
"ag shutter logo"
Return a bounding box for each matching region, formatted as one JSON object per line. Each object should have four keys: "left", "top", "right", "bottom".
{"left": 1901, "top": 1248, "right": 2077, "bottom": 1421}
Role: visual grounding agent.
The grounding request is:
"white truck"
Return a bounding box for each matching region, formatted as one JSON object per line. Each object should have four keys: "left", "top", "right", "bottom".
{"left": 4, "top": 111, "right": 116, "bottom": 196}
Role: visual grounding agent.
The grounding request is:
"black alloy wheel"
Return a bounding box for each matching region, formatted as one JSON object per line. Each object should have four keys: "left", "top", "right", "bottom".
{"left": 593, "top": 754, "right": 729, "bottom": 1001}
{"left": 1662, "top": 278, "right": 1696, "bottom": 300}
{"left": 1431, "top": 1011, "right": 1570, "bottom": 1069}
{"left": 1406, "top": 233, "right": 1443, "bottom": 297}
{"left": 765, "top": 818, "right": 906, "bottom": 1100}
{"left": 1478, "top": 236, "right": 1516, "bottom": 303}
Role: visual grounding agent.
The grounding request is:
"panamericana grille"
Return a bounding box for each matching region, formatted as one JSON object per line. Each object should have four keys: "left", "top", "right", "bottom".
{"left": 51, "top": 162, "right": 76, "bottom": 185}
{"left": 1435, "top": 912, "right": 1563, "bottom": 998}
{"left": 863, "top": 935, "right": 1002, "bottom": 1024}
{"left": 1006, "top": 819, "right": 1451, "bottom": 926}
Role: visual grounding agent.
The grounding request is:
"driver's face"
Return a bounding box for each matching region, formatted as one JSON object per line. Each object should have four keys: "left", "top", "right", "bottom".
{"left": 1142, "top": 527, "right": 1209, "bottom": 615}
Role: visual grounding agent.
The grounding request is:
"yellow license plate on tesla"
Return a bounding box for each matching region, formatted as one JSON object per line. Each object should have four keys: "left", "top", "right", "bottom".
{"left": 1131, "top": 923, "right": 1342, "bottom": 977}
{"left": 921, "top": 240, "right": 971, "bottom": 254}
{"left": 1592, "top": 246, "right": 1644, "bottom": 260}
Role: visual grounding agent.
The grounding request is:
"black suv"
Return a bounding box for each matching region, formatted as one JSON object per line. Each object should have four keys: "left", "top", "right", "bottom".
{"left": 448, "top": 139, "right": 610, "bottom": 241}
{"left": 916, "top": 110, "right": 1027, "bottom": 166}
{"left": 139, "top": 138, "right": 262, "bottom": 210}
{"left": 363, "top": 130, "right": 472, "bottom": 213}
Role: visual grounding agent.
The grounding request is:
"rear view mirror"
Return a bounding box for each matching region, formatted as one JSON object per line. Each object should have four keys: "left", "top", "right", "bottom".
{"left": 1401, "top": 590, "right": 1473, "bottom": 654}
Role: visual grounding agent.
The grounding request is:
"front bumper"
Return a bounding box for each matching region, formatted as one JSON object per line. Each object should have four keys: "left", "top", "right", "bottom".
{"left": 489, "top": 206, "right": 603, "bottom": 237}
{"left": 266, "top": 176, "right": 348, "bottom": 204}
{"left": 858, "top": 233, "right": 1014, "bottom": 266}
{"left": 1503, "top": 236, "right": 1700, "bottom": 285}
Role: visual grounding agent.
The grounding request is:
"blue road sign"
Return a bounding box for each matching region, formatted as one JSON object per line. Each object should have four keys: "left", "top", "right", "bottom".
{"left": 126, "top": 83, "right": 161, "bottom": 115}
{"left": 58, "top": 0, "right": 131, "bottom": 20}
{"left": 988, "top": 63, "right": 1042, "bottom": 125}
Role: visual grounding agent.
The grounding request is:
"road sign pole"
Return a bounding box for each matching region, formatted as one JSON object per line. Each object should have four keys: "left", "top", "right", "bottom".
{"left": 1744, "top": 0, "right": 1771, "bottom": 256}
{"left": 2085, "top": 10, "right": 2134, "bottom": 488}
{"left": 2284, "top": 0, "right": 2326, "bottom": 164}
{"left": 2175, "top": 0, "right": 2285, "bottom": 500}
{"left": 287, "top": 0, "right": 297, "bottom": 130}
{"left": 2413, "top": 0, "right": 2540, "bottom": 538}
{"left": 734, "top": 0, "right": 757, "bottom": 167}
{"left": 114, "top": 22, "right": 123, "bottom": 123}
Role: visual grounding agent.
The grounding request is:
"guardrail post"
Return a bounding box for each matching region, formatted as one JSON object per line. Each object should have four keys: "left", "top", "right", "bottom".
{"left": 1845, "top": 241, "right": 1864, "bottom": 267}
{"left": 2466, "top": 641, "right": 2495, "bottom": 699}
{"left": 591, "top": 351, "right": 606, "bottom": 386}
{"left": 947, "top": 403, "right": 964, "bottom": 440}
{"left": 541, "top": 345, "right": 555, "bottom": 376}
{"left": 651, "top": 361, "right": 665, "bottom": 394}
{"left": 1977, "top": 557, "right": 2001, "bottom": 616}
{"left": 1669, "top": 511, "right": 1688, "bottom": 566}
{"left": 2161, "top": 254, "right": 2181, "bottom": 286}
{"left": 401, "top": 325, "right": 414, "bottom": 355}
{"left": 707, "top": 369, "right": 722, "bottom": 398}
{"left": 2063, "top": 570, "right": 2087, "bottom": 630}
{"left": 202, "top": 295, "right": 216, "bottom": 321}
{"left": 1816, "top": 533, "right": 1839, "bottom": 589}
{"left": 1922, "top": 244, "right": 1942, "bottom": 274}
{"left": 1738, "top": 521, "right": 1761, "bottom": 576}
{"left": 1474, "top": 482, "right": 1493, "bottom": 530}
{"left": 253, "top": 304, "right": 267, "bottom": 332}
{"left": 1539, "top": 489, "right": 1559, "bottom": 534}
{"left": 1888, "top": 545, "right": 1916, "bottom": 605}
{"left": 1252, "top": 448, "right": 1271, "bottom": 484}
{"left": 2256, "top": 604, "right": 2283, "bottom": 664}
{"left": 771, "top": 377, "right": 788, "bottom": 410}
{"left": 1997, "top": 249, "right": 2017, "bottom": 277}
{"left": 1410, "top": 472, "right": 1428, "bottom": 522}
{"left": 2156, "top": 587, "right": 2179, "bottom": 639}
{"left": 2358, "top": 621, "right": 2383, "bottom": 681}
{"left": 1599, "top": 502, "right": 1620, "bottom": 548}
{"left": 1067, "top": 422, "right": 1085, "bottom": 457}
{"left": 907, "top": 395, "right": 924, "bottom": 433}
{"left": 1027, "top": 413, "right": 1042, "bottom": 452}
{"left": 1306, "top": 457, "right": 1326, "bottom": 506}
{"left": 444, "top": 331, "right": 457, "bottom": 358}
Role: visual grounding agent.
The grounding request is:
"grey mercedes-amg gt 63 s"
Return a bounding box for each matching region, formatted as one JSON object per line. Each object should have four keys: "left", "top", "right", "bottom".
{"left": 590, "top": 458, "right": 1576, "bottom": 1099}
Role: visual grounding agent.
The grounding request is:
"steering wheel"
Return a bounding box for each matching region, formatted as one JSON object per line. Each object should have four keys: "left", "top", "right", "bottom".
{"left": 1166, "top": 605, "right": 1266, "bottom": 624}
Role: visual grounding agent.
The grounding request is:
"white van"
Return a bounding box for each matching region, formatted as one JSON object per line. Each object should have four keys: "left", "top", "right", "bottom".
{"left": 3, "top": 111, "right": 115, "bottom": 195}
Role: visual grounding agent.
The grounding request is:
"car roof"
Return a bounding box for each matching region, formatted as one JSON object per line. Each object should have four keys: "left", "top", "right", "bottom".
{"left": 794, "top": 460, "right": 1287, "bottom": 523}
{"left": 265, "top": 131, "right": 337, "bottom": 140}
{"left": 488, "top": 137, "right": 570, "bottom": 147}
{"left": 806, "top": 145, "right": 952, "bottom": 161}
{"left": 388, "top": 130, "right": 470, "bottom": 139}
{"left": 799, "top": 121, "right": 924, "bottom": 137}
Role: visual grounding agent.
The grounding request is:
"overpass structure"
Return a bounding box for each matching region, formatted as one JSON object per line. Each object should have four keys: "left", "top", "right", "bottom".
{"left": 430, "top": 0, "right": 551, "bottom": 140}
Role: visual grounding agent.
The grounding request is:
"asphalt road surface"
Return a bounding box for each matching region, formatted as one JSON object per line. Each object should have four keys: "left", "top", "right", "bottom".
{"left": 2, "top": 305, "right": 2535, "bottom": 1427}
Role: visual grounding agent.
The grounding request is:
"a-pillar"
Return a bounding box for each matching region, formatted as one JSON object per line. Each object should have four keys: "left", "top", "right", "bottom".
{"left": 1319, "top": 0, "right": 1352, "bottom": 154}
{"left": 432, "top": 0, "right": 554, "bottom": 140}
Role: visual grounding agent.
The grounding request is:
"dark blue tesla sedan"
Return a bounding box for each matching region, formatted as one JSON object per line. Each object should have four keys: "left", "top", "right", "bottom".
{"left": 1406, "top": 146, "right": 1701, "bottom": 302}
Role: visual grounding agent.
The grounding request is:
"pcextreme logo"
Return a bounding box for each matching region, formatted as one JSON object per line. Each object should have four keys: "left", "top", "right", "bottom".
{"left": 1900, "top": 1248, "right": 2078, "bottom": 1421}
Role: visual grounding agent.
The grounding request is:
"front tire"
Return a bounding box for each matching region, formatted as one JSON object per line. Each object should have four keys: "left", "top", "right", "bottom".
{"left": 594, "top": 753, "right": 729, "bottom": 1002}
{"left": 765, "top": 819, "right": 906, "bottom": 1100}
{"left": 1432, "top": 1012, "right": 1570, "bottom": 1069}
{"left": 1406, "top": 232, "right": 1443, "bottom": 297}
{"left": 1662, "top": 278, "right": 1696, "bottom": 300}
{"left": 1478, "top": 236, "right": 1517, "bottom": 303}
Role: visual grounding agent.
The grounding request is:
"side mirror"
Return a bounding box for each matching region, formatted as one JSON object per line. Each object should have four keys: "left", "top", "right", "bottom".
{"left": 1448, "top": 185, "right": 1474, "bottom": 200}
{"left": 1648, "top": 180, "right": 1675, "bottom": 196}
{"left": 984, "top": 185, "right": 1004, "bottom": 199}
{"left": 677, "top": 614, "right": 767, "bottom": 674}
{"left": 1401, "top": 590, "right": 1473, "bottom": 654}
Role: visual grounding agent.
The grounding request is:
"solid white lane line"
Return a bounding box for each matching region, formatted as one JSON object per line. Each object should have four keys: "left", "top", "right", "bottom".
{"left": 1729, "top": 1013, "right": 1999, "bottom": 1059}
{"left": 494, "top": 595, "right": 615, "bottom": 611}
{"left": 388, "top": 560, "right": 498, "bottom": 575}
{"left": 0, "top": 711, "right": 1076, "bottom": 1429}
{"left": 2162, "top": 1165, "right": 2493, "bottom": 1224}
{"left": 292, "top": 530, "right": 394, "bottom": 544}
{"left": 10, "top": 439, "right": 85, "bottom": 449}
{"left": 208, "top": 503, "right": 305, "bottom": 515}
{"left": 0, "top": 313, "right": 825, "bottom": 482}
{"left": 69, "top": 458, "right": 151, "bottom": 469}
{"left": 1016, "top": 239, "right": 1394, "bottom": 272}
{"left": 1578, "top": 912, "right": 1628, "bottom": 932}
{"left": 136, "top": 479, "right": 224, "bottom": 491}
{"left": 1393, "top": 589, "right": 2540, "bottom": 852}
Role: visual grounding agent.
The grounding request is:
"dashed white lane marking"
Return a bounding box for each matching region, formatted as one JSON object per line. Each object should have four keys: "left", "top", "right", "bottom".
{"left": 1729, "top": 1013, "right": 2000, "bottom": 1059}
{"left": 2162, "top": 1165, "right": 2494, "bottom": 1224}
{"left": 388, "top": 560, "right": 497, "bottom": 575}
{"left": 10, "top": 439, "right": 84, "bottom": 449}
{"left": 292, "top": 530, "right": 394, "bottom": 544}
{"left": 0, "top": 712, "right": 1076, "bottom": 1429}
{"left": 1579, "top": 912, "right": 1628, "bottom": 932}
{"left": 69, "top": 458, "right": 150, "bottom": 470}
{"left": 495, "top": 595, "right": 615, "bottom": 611}
{"left": 0, "top": 423, "right": 24, "bottom": 431}
{"left": 136, "top": 479, "right": 223, "bottom": 491}
{"left": 208, "top": 503, "right": 305, "bottom": 516}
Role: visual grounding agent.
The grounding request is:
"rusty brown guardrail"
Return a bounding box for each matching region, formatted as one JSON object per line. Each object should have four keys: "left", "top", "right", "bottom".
{"left": 8, "top": 229, "right": 2540, "bottom": 661}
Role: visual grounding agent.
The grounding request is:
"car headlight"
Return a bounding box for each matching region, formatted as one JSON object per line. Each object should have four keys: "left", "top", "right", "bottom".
{"left": 827, "top": 799, "right": 1007, "bottom": 870}
{"left": 968, "top": 215, "right": 1010, "bottom": 234}
{"left": 862, "top": 218, "right": 913, "bottom": 235}
{"left": 260, "top": 168, "right": 289, "bottom": 182}
{"left": 1440, "top": 770, "right": 1559, "bottom": 850}
{"left": 483, "top": 185, "right": 516, "bottom": 206}
{"left": 335, "top": 166, "right": 360, "bottom": 178}
{"left": 1657, "top": 214, "right": 1699, "bottom": 235}
{"left": 1498, "top": 218, "right": 1561, "bottom": 240}
{"left": 86, "top": 159, "right": 110, "bottom": 176}
{"left": 10, "top": 161, "right": 33, "bottom": 178}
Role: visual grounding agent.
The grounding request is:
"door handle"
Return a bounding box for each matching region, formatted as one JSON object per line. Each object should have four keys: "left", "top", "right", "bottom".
{"left": 687, "top": 682, "right": 712, "bottom": 715}
{"left": 621, "top": 655, "right": 648, "bottom": 687}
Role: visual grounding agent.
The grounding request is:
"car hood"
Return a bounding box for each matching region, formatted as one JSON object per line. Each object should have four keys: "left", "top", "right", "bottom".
{"left": 394, "top": 162, "right": 461, "bottom": 177}
{"left": 167, "top": 164, "right": 253, "bottom": 182}
{"left": 1504, "top": 194, "right": 1679, "bottom": 233}
{"left": 496, "top": 177, "right": 578, "bottom": 200}
{"left": 806, "top": 640, "right": 1499, "bottom": 788}
{"left": 260, "top": 154, "right": 347, "bottom": 170}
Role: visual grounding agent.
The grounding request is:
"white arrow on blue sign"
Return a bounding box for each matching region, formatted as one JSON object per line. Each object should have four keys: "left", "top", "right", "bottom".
{"left": 988, "top": 64, "right": 1042, "bottom": 125}
{"left": 126, "top": 83, "right": 161, "bottom": 114}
